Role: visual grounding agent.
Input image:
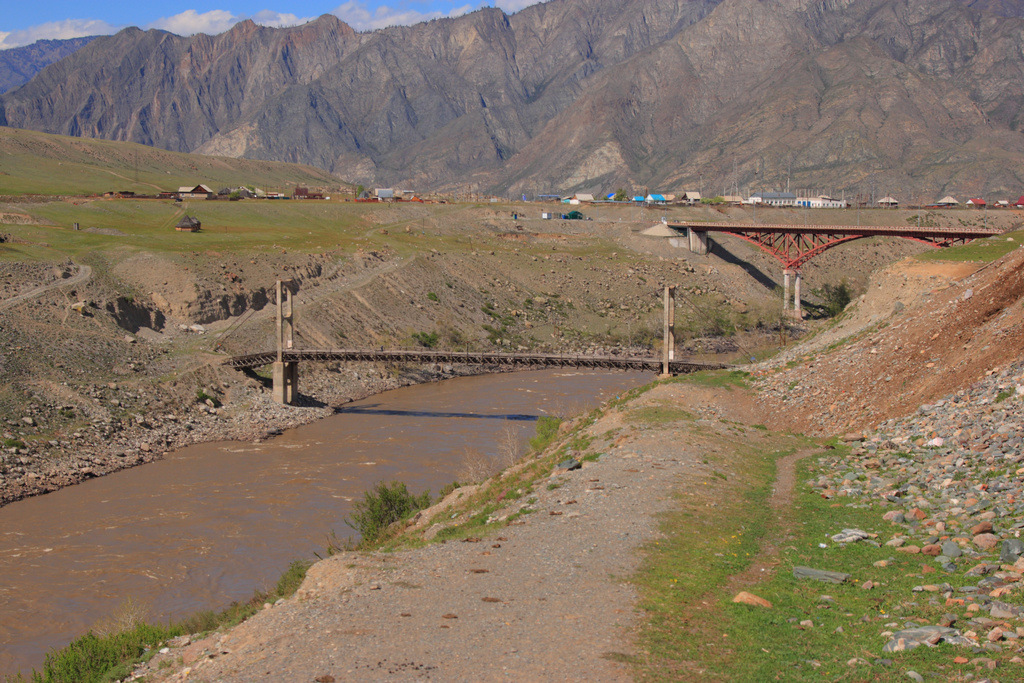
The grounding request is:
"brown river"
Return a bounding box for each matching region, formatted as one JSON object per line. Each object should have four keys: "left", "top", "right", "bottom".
{"left": 0, "top": 369, "right": 648, "bottom": 675}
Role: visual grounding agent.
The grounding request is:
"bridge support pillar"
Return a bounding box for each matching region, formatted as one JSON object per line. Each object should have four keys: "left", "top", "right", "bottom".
{"left": 272, "top": 361, "right": 299, "bottom": 405}
{"left": 273, "top": 279, "right": 299, "bottom": 405}
{"left": 782, "top": 270, "right": 791, "bottom": 311}
{"left": 793, "top": 271, "right": 803, "bottom": 319}
{"left": 661, "top": 285, "right": 676, "bottom": 377}
{"left": 687, "top": 229, "right": 710, "bottom": 255}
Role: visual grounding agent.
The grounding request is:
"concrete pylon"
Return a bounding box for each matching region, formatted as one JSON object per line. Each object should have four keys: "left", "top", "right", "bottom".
{"left": 661, "top": 285, "right": 676, "bottom": 377}
{"left": 688, "top": 228, "right": 710, "bottom": 255}
{"left": 782, "top": 270, "right": 791, "bottom": 311}
{"left": 272, "top": 279, "right": 299, "bottom": 405}
{"left": 793, "top": 271, "right": 803, "bottom": 319}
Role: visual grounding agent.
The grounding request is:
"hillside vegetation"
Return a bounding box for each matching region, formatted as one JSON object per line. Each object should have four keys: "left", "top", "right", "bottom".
{"left": 0, "top": 127, "right": 339, "bottom": 196}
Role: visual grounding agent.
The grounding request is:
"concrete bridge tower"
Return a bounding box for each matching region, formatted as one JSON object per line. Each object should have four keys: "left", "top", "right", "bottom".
{"left": 273, "top": 279, "right": 299, "bottom": 404}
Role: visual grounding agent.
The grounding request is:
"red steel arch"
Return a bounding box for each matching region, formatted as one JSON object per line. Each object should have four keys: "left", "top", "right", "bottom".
{"left": 668, "top": 222, "right": 1000, "bottom": 270}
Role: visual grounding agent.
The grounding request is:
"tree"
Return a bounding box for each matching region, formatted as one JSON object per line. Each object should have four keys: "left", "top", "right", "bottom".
{"left": 613, "top": 188, "right": 627, "bottom": 202}
{"left": 819, "top": 281, "right": 852, "bottom": 317}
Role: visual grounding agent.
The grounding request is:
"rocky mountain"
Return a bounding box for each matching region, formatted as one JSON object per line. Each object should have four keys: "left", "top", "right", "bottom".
{"left": 1, "top": 0, "right": 1023, "bottom": 198}
{"left": 0, "top": 37, "right": 96, "bottom": 94}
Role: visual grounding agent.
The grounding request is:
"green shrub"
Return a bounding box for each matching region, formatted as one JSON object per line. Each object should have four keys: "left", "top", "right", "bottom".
{"left": 33, "top": 624, "right": 176, "bottom": 683}
{"left": 528, "top": 416, "right": 562, "bottom": 453}
{"left": 818, "top": 281, "right": 852, "bottom": 317}
{"left": 427, "top": 291, "right": 439, "bottom": 302}
{"left": 194, "top": 389, "right": 221, "bottom": 407}
{"left": 347, "top": 481, "right": 431, "bottom": 544}
{"left": 411, "top": 331, "right": 439, "bottom": 348}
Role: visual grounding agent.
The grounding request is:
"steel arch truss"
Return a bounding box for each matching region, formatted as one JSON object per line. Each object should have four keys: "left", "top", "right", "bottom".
{"left": 671, "top": 222, "right": 1002, "bottom": 271}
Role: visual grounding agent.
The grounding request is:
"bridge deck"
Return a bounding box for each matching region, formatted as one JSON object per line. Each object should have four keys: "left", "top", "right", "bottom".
{"left": 667, "top": 221, "right": 1002, "bottom": 239}
{"left": 224, "top": 348, "right": 729, "bottom": 374}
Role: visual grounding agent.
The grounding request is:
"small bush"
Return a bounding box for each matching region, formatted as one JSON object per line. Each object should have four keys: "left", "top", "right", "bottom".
{"left": 427, "top": 291, "right": 439, "bottom": 302}
{"left": 347, "top": 481, "right": 431, "bottom": 544}
{"left": 195, "top": 389, "right": 221, "bottom": 407}
{"left": 996, "top": 390, "right": 1014, "bottom": 403}
{"left": 411, "top": 331, "right": 439, "bottom": 348}
{"left": 529, "top": 416, "right": 563, "bottom": 453}
{"left": 818, "top": 281, "right": 852, "bottom": 317}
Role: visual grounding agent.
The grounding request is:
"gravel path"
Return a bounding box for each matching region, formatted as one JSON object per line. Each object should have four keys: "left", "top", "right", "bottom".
{"left": 135, "top": 382, "right": 769, "bottom": 682}
{"left": 0, "top": 263, "right": 91, "bottom": 312}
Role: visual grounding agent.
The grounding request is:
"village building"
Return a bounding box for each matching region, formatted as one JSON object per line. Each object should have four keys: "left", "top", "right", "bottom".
{"left": 293, "top": 186, "right": 324, "bottom": 199}
{"left": 795, "top": 195, "right": 848, "bottom": 209}
{"left": 877, "top": 196, "right": 899, "bottom": 207}
{"left": 174, "top": 215, "right": 201, "bottom": 232}
{"left": 680, "top": 191, "right": 701, "bottom": 204}
{"left": 751, "top": 191, "right": 798, "bottom": 207}
{"left": 177, "top": 184, "right": 214, "bottom": 199}
{"left": 966, "top": 198, "right": 986, "bottom": 208}
{"left": 935, "top": 195, "right": 960, "bottom": 207}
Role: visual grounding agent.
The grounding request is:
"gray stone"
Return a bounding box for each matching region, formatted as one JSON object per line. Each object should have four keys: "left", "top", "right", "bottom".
{"left": 793, "top": 566, "right": 851, "bottom": 584}
{"left": 882, "top": 626, "right": 971, "bottom": 652}
{"left": 831, "top": 528, "right": 871, "bottom": 543}
{"left": 556, "top": 458, "right": 581, "bottom": 471}
{"left": 999, "top": 538, "right": 1024, "bottom": 564}
{"left": 941, "top": 541, "right": 962, "bottom": 558}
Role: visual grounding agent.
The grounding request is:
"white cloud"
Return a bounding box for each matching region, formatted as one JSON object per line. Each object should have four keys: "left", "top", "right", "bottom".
{"left": 0, "top": 2, "right": 544, "bottom": 50}
{"left": 495, "top": 0, "right": 543, "bottom": 11}
{"left": 251, "top": 10, "right": 315, "bottom": 28}
{"left": 330, "top": 1, "right": 474, "bottom": 31}
{"left": 0, "top": 19, "right": 119, "bottom": 50}
{"left": 146, "top": 10, "right": 239, "bottom": 35}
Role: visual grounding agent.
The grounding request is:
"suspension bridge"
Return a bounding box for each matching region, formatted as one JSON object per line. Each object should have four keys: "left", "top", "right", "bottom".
{"left": 224, "top": 282, "right": 726, "bottom": 404}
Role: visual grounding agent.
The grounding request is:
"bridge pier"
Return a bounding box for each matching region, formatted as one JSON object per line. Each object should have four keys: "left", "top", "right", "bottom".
{"left": 688, "top": 228, "right": 710, "bottom": 255}
{"left": 783, "top": 270, "right": 791, "bottom": 312}
{"left": 272, "top": 361, "right": 299, "bottom": 404}
{"left": 793, "top": 271, "right": 803, "bottom": 319}
{"left": 661, "top": 285, "right": 676, "bottom": 377}
{"left": 782, "top": 269, "right": 803, "bottom": 319}
{"left": 273, "top": 279, "right": 299, "bottom": 405}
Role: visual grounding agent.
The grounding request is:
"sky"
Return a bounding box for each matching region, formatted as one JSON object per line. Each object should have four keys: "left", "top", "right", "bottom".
{"left": 0, "top": 1, "right": 543, "bottom": 49}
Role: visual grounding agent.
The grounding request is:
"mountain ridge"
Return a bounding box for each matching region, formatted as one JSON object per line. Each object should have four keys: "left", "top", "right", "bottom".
{"left": 2, "top": 0, "right": 1023, "bottom": 197}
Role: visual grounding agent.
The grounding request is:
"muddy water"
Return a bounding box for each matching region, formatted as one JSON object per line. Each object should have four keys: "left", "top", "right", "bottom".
{"left": 0, "top": 369, "right": 647, "bottom": 675}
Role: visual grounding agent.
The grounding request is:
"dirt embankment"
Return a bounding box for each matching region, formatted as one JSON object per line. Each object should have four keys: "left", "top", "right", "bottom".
{"left": 755, "top": 246, "right": 1024, "bottom": 436}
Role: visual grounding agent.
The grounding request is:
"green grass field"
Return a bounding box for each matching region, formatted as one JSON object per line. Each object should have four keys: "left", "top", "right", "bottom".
{"left": 0, "top": 127, "right": 338, "bottom": 197}
{"left": 916, "top": 229, "right": 1024, "bottom": 263}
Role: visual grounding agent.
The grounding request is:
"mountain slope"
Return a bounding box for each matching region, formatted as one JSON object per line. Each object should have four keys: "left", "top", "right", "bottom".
{"left": 2, "top": 0, "right": 1023, "bottom": 197}
{"left": 0, "top": 37, "right": 96, "bottom": 94}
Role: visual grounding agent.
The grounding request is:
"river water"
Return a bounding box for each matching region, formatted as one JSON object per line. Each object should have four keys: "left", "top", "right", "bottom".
{"left": 0, "top": 369, "right": 648, "bottom": 675}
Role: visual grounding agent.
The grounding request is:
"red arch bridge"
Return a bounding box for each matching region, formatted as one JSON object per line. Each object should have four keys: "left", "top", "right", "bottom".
{"left": 659, "top": 221, "right": 1002, "bottom": 317}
